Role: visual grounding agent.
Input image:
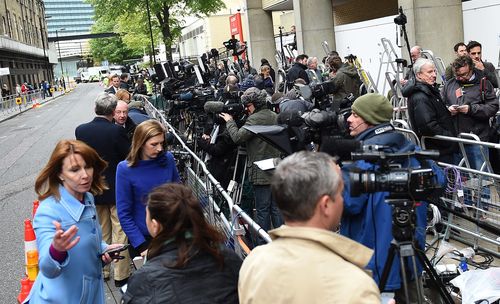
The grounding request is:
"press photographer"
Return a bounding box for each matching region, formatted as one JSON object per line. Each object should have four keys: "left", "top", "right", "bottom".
{"left": 198, "top": 101, "right": 245, "bottom": 190}
{"left": 340, "top": 93, "right": 445, "bottom": 303}
{"left": 220, "top": 88, "right": 283, "bottom": 235}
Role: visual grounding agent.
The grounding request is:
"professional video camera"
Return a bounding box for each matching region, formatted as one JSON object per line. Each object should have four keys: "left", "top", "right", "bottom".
{"left": 394, "top": 6, "right": 407, "bottom": 26}
{"left": 243, "top": 106, "right": 352, "bottom": 156}
{"left": 349, "top": 145, "right": 442, "bottom": 201}
{"left": 223, "top": 38, "right": 247, "bottom": 57}
{"left": 204, "top": 101, "right": 245, "bottom": 119}
{"left": 295, "top": 82, "right": 337, "bottom": 109}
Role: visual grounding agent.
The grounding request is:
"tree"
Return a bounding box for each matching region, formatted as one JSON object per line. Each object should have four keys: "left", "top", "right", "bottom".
{"left": 90, "top": 18, "right": 144, "bottom": 64}
{"left": 88, "top": 0, "right": 225, "bottom": 60}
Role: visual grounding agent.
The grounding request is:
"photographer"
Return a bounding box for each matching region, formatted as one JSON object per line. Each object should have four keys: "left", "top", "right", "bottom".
{"left": 341, "top": 93, "right": 443, "bottom": 303}
{"left": 328, "top": 54, "right": 363, "bottom": 103}
{"left": 198, "top": 115, "right": 239, "bottom": 190}
{"left": 221, "top": 88, "right": 283, "bottom": 233}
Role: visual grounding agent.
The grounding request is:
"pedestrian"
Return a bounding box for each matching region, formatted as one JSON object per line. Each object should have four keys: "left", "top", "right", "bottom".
{"left": 116, "top": 120, "right": 181, "bottom": 258}
{"left": 122, "top": 183, "right": 241, "bottom": 303}
{"left": 26, "top": 139, "right": 124, "bottom": 303}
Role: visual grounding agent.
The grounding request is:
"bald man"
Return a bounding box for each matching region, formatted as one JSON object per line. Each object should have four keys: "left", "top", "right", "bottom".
{"left": 113, "top": 100, "right": 136, "bottom": 140}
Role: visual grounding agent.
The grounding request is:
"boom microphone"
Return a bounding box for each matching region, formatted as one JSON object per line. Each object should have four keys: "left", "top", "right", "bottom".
{"left": 203, "top": 101, "right": 225, "bottom": 113}
{"left": 320, "top": 136, "right": 363, "bottom": 160}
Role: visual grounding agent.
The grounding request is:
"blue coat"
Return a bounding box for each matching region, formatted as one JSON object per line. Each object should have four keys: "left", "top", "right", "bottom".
{"left": 26, "top": 186, "right": 107, "bottom": 304}
{"left": 341, "top": 123, "right": 444, "bottom": 291}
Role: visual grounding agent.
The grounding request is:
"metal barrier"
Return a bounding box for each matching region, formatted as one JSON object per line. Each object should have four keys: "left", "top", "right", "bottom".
{"left": 142, "top": 95, "right": 272, "bottom": 259}
{"left": 420, "top": 134, "right": 500, "bottom": 258}
{"left": 0, "top": 89, "right": 57, "bottom": 115}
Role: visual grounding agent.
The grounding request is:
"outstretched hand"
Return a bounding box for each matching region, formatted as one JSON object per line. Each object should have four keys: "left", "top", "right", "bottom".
{"left": 51, "top": 221, "right": 80, "bottom": 252}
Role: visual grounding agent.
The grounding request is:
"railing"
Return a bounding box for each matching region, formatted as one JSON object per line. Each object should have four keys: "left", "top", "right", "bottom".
{"left": 142, "top": 95, "right": 272, "bottom": 259}
{"left": 419, "top": 134, "right": 500, "bottom": 259}
{"left": 0, "top": 88, "right": 64, "bottom": 115}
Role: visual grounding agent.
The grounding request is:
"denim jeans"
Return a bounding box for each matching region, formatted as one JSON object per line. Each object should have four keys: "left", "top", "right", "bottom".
{"left": 463, "top": 144, "right": 488, "bottom": 171}
{"left": 461, "top": 145, "right": 491, "bottom": 209}
{"left": 252, "top": 185, "right": 283, "bottom": 232}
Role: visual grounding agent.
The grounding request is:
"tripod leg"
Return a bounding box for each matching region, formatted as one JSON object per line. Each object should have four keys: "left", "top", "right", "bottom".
{"left": 415, "top": 249, "right": 454, "bottom": 304}
{"left": 408, "top": 253, "right": 424, "bottom": 304}
{"left": 398, "top": 251, "right": 411, "bottom": 304}
{"left": 379, "top": 243, "right": 397, "bottom": 292}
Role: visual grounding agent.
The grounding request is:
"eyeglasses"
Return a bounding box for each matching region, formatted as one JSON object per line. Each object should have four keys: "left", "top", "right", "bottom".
{"left": 455, "top": 69, "right": 471, "bottom": 80}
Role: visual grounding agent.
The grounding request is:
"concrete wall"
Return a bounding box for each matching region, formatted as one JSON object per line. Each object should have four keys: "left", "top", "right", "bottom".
{"left": 398, "top": 0, "right": 463, "bottom": 66}
{"left": 293, "top": 0, "right": 335, "bottom": 56}
{"left": 245, "top": 0, "right": 276, "bottom": 68}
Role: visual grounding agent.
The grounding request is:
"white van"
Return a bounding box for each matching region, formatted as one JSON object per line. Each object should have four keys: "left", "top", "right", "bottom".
{"left": 81, "top": 66, "right": 110, "bottom": 82}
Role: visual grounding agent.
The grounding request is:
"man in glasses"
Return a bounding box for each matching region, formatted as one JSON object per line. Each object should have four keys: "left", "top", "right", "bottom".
{"left": 442, "top": 55, "right": 498, "bottom": 170}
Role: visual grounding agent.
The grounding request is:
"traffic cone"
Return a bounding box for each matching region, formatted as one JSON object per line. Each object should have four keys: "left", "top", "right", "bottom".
{"left": 26, "top": 250, "right": 39, "bottom": 281}
{"left": 24, "top": 219, "right": 37, "bottom": 275}
{"left": 32, "top": 200, "right": 39, "bottom": 218}
{"left": 17, "top": 276, "right": 31, "bottom": 303}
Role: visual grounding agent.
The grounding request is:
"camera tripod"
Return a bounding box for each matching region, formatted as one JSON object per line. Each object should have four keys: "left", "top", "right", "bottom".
{"left": 378, "top": 200, "right": 454, "bottom": 304}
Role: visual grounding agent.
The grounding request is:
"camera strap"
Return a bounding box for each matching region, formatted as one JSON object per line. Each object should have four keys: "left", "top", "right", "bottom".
{"left": 479, "top": 76, "right": 487, "bottom": 102}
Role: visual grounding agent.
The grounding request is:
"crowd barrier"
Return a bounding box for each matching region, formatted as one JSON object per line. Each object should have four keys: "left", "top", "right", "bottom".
{"left": 142, "top": 95, "right": 271, "bottom": 259}
{"left": 0, "top": 88, "right": 64, "bottom": 115}
{"left": 421, "top": 134, "right": 500, "bottom": 259}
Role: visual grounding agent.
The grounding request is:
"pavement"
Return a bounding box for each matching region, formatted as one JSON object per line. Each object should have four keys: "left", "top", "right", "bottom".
{"left": 0, "top": 90, "right": 66, "bottom": 123}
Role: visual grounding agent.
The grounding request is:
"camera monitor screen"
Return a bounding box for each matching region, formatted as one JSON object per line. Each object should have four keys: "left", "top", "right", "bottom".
{"left": 163, "top": 62, "right": 174, "bottom": 78}
{"left": 167, "top": 61, "right": 179, "bottom": 79}
{"left": 153, "top": 64, "right": 166, "bottom": 82}
{"left": 194, "top": 65, "right": 204, "bottom": 85}
{"left": 197, "top": 57, "right": 206, "bottom": 73}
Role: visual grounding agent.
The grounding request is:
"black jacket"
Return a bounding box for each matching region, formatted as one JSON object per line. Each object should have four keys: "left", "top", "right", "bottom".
{"left": 122, "top": 243, "right": 241, "bottom": 304}
{"left": 104, "top": 86, "right": 118, "bottom": 94}
{"left": 402, "top": 81, "right": 458, "bottom": 158}
{"left": 115, "top": 116, "right": 137, "bottom": 141}
{"left": 75, "top": 117, "right": 130, "bottom": 204}
{"left": 442, "top": 69, "right": 498, "bottom": 141}
{"left": 198, "top": 125, "right": 238, "bottom": 189}
{"left": 286, "top": 62, "right": 309, "bottom": 89}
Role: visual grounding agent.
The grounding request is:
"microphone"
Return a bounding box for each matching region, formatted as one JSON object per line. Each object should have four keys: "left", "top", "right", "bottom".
{"left": 203, "top": 101, "right": 225, "bottom": 113}
{"left": 320, "top": 137, "right": 363, "bottom": 160}
{"left": 350, "top": 122, "right": 366, "bottom": 131}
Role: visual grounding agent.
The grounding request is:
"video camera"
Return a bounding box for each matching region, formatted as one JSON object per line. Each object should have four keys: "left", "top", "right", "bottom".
{"left": 295, "top": 81, "right": 337, "bottom": 108}
{"left": 349, "top": 145, "right": 442, "bottom": 201}
{"left": 243, "top": 106, "right": 352, "bottom": 156}
{"left": 223, "top": 38, "right": 246, "bottom": 57}
{"left": 394, "top": 6, "right": 407, "bottom": 26}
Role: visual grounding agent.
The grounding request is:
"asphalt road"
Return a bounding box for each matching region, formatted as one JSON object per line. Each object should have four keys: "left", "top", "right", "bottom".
{"left": 0, "top": 83, "right": 103, "bottom": 302}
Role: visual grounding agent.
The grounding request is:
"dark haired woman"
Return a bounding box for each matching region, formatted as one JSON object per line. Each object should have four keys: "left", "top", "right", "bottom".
{"left": 122, "top": 183, "right": 241, "bottom": 303}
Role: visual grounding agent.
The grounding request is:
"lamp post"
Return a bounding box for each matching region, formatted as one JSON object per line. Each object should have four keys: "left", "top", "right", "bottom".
{"left": 55, "top": 28, "right": 66, "bottom": 90}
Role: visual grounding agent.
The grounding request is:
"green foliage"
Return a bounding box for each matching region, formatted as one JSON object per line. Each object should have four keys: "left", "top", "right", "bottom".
{"left": 87, "top": 0, "right": 225, "bottom": 59}
{"left": 89, "top": 19, "right": 143, "bottom": 64}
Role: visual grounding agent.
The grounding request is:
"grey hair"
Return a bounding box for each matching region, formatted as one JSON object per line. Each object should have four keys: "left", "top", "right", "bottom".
{"left": 307, "top": 57, "right": 318, "bottom": 67}
{"left": 94, "top": 93, "right": 118, "bottom": 116}
{"left": 413, "top": 58, "right": 434, "bottom": 74}
{"left": 271, "top": 151, "right": 341, "bottom": 221}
